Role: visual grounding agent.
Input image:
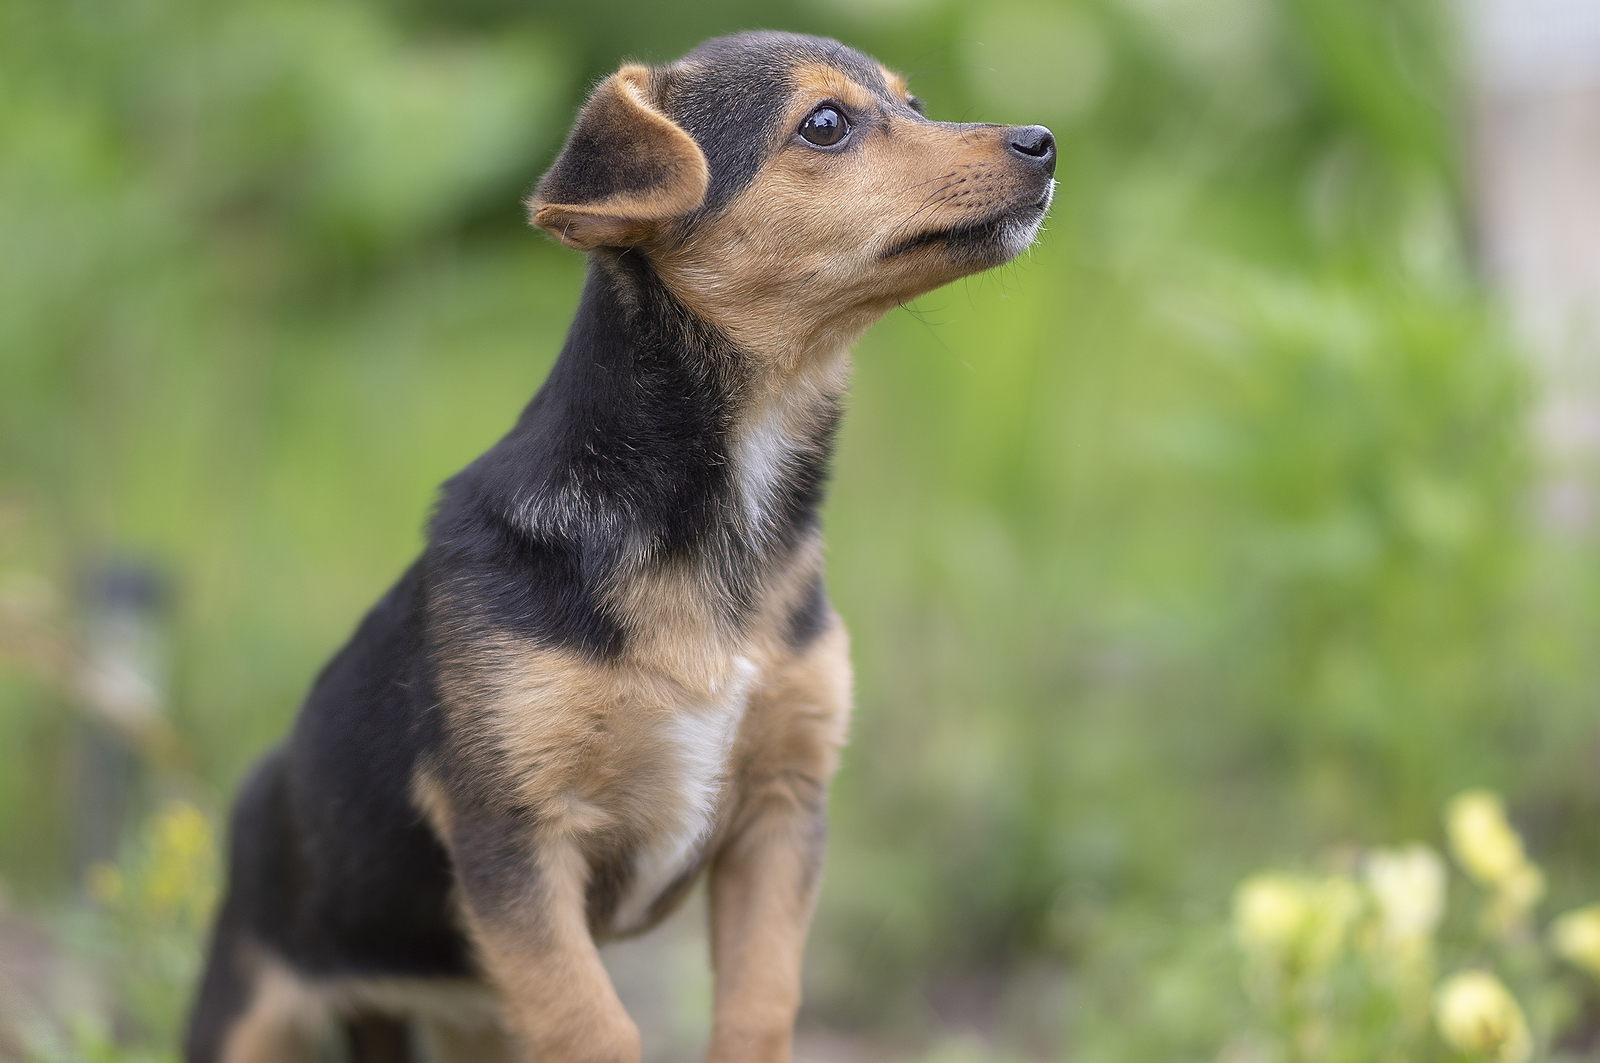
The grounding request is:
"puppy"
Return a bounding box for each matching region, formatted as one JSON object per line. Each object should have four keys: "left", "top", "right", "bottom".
{"left": 185, "top": 30, "right": 1054, "bottom": 1063}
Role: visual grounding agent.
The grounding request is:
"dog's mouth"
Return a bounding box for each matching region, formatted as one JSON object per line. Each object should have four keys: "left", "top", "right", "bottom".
{"left": 878, "top": 184, "right": 1054, "bottom": 263}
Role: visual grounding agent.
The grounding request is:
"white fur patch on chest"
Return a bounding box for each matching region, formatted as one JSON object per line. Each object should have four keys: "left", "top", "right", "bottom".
{"left": 733, "top": 401, "right": 797, "bottom": 531}
{"left": 610, "top": 655, "right": 757, "bottom": 932}
{"left": 730, "top": 348, "right": 849, "bottom": 533}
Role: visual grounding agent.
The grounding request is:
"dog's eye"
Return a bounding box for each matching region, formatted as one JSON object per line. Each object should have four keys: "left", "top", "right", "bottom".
{"left": 798, "top": 105, "right": 849, "bottom": 147}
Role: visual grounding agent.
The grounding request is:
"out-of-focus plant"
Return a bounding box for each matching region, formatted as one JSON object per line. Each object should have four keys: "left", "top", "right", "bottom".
{"left": 1232, "top": 871, "right": 1364, "bottom": 1060}
{"left": 29, "top": 802, "right": 218, "bottom": 1063}
{"left": 1226, "top": 789, "right": 1600, "bottom": 1062}
{"left": 1549, "top": 905, "right": 1600, "bottom": 982}
{"left": 1235, "top": 871, "right": 1363, "bottom": 987}
{"left": 1445, "top": 790, "right": 1546, "bottom": 939}
{"left": 1364, "top": 844, "right": 1446, "bottom": 989}
{"left": 1434, "top": 970, "right": 1532, "bottom": 1063}
{"left": 0, "top": 0, "right": 568, "bottom": 887}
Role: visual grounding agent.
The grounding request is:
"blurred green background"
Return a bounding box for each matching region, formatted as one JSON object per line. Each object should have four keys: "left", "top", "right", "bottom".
{"left": 4, "top": 0, "right": 1600, "bottom": 1059}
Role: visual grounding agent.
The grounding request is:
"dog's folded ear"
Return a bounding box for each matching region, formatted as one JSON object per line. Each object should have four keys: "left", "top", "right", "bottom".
{"left": 527, "top": 65, "right": 709, "bottom": 251}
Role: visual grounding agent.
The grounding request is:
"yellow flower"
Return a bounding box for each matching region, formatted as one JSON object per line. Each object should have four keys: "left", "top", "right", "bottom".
{"left": 1235, "top": 873, "right": 1310, "bottom": 954}
{"left": 1364, "top": 844, "right": 1446, "bottom": 944}
{"left": 1233, "top": 872, "right": 1359, "bottom": 975}
{"left": 1445, "top": 790, "right": 1529, "bottom": 887}
{"left": 150, "top": 801, "right": 211, "bottom": 865}
{"left": 1503, "top": 863, "right": 1546, "bottom": 909}
{"left": 1551, "top": 904, "right": 1600, "bottom": 980}
{"left": 1434, "top": 970, "right": 1532, "bottom": 1063}
{"left": 1446, "top": 790, "right": 1545, "bottom": 935}
{"left": 1483, "top": 862, "right": 1546, "bottom": 934}
{"left": 1305, "top": 875, "right": 1362, "bottom": 970}
{"left": 136, "top": 801, "right": 218, "bottom": 926}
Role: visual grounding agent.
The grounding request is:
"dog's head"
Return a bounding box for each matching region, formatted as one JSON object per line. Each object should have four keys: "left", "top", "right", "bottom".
{"left": 528, "top": 32, "right": 1055, "bottom": 352}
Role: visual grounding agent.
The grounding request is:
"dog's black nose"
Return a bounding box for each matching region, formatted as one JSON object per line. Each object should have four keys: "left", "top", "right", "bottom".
{"left": 1007, "top": 125, "right": 1056, "bottom": 175}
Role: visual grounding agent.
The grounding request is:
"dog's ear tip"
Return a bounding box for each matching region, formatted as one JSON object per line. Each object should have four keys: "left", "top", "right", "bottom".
{"left": 525, "top": 202, "right": 658, "bottom": 253}
{"left": 525, "top": 200, "right": 554, "bottom": 228}
{"left": 614, "top": 62, "right": 653, "bottom": 84}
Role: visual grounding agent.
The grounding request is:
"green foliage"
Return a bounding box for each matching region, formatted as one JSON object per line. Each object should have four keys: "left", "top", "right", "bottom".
{"left": 1209, "top": 790, "right": 1600, "bottom": 1063}
{"left": 2, "top": 0, "right": 1598, "bottom": 1057}
{"left": 26, "top": 803, "right": 216, "bottom": 1063}
{"left": 0, "top": 0, "right": 575, "bottom": 814}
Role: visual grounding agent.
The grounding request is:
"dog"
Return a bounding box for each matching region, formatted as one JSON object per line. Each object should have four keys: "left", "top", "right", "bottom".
{"left": 185, "top": 30, "right": 1054, "bottom": 1063}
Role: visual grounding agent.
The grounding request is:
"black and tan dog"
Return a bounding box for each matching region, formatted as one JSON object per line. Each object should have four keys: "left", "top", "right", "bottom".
{"left": 186, "top": 30, "right": 1054, "bottom": 1063}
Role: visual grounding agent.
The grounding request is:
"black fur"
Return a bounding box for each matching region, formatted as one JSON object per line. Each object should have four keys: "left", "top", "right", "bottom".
{"left": 668, "top": 33, "right": 889, "bottom": 213}
{"left": 785, "top": 573, "right": 832, "bottom": 651}
{"left": 430, "top": 254, "right": 748, "bottom": 658}
{"left": 346, "top": 1014, "right": 415, "bottom": 1063}
{"left": 185, "top": 898, "right": 254, "bottom": 1063}
{"left": 233, "top": 566, "right": 472, "bottom": 980}
{"left": 536, "top": 89, "right": 684, "bottom": 209}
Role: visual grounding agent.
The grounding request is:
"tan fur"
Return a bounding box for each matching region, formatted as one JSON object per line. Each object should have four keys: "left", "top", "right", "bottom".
{"left": 411, "top": 767, "right": 457, "bottom": 838}
{"left": 653, "top": 63, "right": 1038, "bottom": 367}
{"left": 880, "top": 67, "right": 910, "bottom": 103}
{"left": 218, "top": 950, "right": 512, "bottom": 1063}
{"left": 219, "top": 959, "right": 329, "bottom": 1063}
{"left": 428, "top": 535, "right": 834, "bottom": 871}
{"left": 322, "top": 976, "right": 502, "bottom": 1028}
{"left": 458, "top": 838, "right": 643, "bottom": 1063}
{"left": 706, "top": 622, "right": 850, "bottom": 1063}
{"left": 420, "top": 533, "right": 850, "bottom": 1060}
{"left": 422, "top": 611, "right": 849, "bottom": 1063}
{"left": 528, "top": 65, "right": 711, "bottom": 251}
{"left": 605, "top": 533, "right": 830, "bottom": 680}
{"left": 416, "top": 1016, "right": 520, "bottom": 1063}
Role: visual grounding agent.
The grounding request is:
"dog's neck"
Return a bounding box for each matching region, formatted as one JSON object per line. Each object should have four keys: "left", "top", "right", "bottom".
{"left": 480, "top": 256, "right": 844, "bottom": 579}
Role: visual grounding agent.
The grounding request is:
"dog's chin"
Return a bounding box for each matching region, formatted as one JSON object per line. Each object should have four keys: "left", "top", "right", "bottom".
{"left": 881, "top": 182, "right": 1055, "bottom": 271}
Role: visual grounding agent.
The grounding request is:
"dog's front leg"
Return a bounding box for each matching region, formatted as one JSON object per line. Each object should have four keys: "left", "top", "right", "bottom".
{"left": 705, "top": 784, "right": 829, "bottom": 1063}
{"left": 447, "top": 813, "right": 639, "bottom": 1063}
{"left": 705, "top": 622, "right": 851, "bottom": 1063}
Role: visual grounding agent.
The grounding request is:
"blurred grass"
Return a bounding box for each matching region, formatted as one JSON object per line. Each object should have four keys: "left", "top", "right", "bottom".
{"left": 3, "top": 0, "right": 1600, "bottom": 1058}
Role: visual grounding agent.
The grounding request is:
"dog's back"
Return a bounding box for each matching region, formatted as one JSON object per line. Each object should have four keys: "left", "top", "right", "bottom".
{"left": 186, "top": 565, "right": 471, "bottom": 1061}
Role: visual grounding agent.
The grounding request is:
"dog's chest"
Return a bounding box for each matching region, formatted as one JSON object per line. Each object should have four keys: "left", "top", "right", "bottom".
{"left": 607, "top": 654, "right": 757, "bottom": 933}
